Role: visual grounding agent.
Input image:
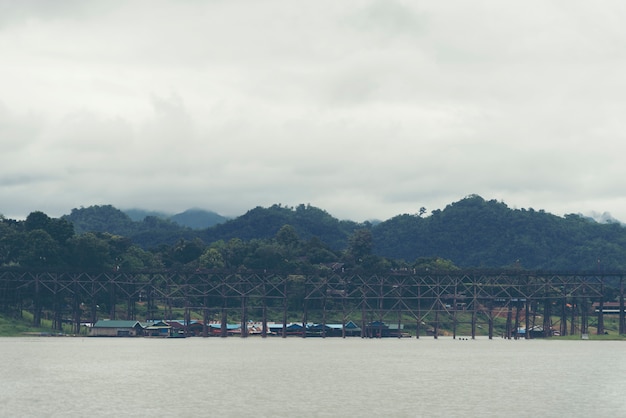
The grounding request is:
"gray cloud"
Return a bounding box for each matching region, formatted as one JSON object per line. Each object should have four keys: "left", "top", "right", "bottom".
{"left": 1, "top": 1, "right": 626, "bottom": 222}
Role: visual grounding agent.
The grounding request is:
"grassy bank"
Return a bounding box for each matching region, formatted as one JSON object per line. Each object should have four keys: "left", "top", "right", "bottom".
{"left": 0, "top": 312, "right": 79, "bottom": 337}
{"left": 0, "top": 314, "right": 46, "bottom": 336}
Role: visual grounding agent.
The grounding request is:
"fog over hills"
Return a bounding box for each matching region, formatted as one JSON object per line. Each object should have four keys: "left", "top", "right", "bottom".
{"left": 123, "top": 208, "right": 230, "bottom": 229}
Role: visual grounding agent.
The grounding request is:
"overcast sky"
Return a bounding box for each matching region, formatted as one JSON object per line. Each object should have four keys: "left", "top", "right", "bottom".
{"left": 2, "top": 0, "right": 626, "bottom": 222}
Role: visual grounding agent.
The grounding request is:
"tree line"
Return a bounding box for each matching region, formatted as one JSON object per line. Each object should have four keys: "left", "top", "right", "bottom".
{"left": 0, "top": 210, "right": 434, "bottom": 273}
{"left": 2, "top": 195, "right": 626, "bottom": 272}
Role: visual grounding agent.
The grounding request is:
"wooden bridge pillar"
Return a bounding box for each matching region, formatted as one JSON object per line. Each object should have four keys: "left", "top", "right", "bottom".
{"left": 184, "top": 305, "right": 191, "bottom": 337}
{"left": 560, "top": 289, "right": 568, "bottom": 337}
{"left": 220, "top": 305, "right": 227, "bottom": 338}
{"left": 240, "top": 295, "right": 247, "bottom": 338}
{"left": 596, "top": 281, "right": 604, "bottom": 335}
{"left": 202, "top": 301, "right": 208, "bottom": 338}
{"left": 360, "top": 291, "right": 366, "bottom": 338}
{"left": 301, "top": 295, "right": 307, "bottom": 339}
{"left": 220, "top": 282, "right": 227, "bottom": 337}
{"left": 471, "top": 280, "right": 477, "bottom": 339}
{"left": 580, "top": 295, "right": 588, "bottom": 336}
{"left": 543, "top": 299, "right": 552, "bottom": 338}
{"left": 53, "top": 280, "right": 62, "bottom": 331}
{"left": 321, "top": 283, "right": 327, "bottom": 338}
{"left": 397, "top": 305, "right": 402, "bottom": 339}
{"left": 524, "top": 300, "right": 530, "bottom": 340}
{"left": 341, "top": 296, "right": 346, "bottom": 339}
{"left": 433, "top": 307, "right": 439, "bottom": 339}
{"left": 487, "top": 300, "right": 494, "bottom": 339}
{"left": 73, "top": 285, "right": 81, "bottom": 334}
{"left": 282, "top": 280, "right": 288, "bottom": 338}
{"left": 261, "top": 298, "right": 267, "bottom": 338}
{"left": 416, "top": 284, "right": 421, "bottom": 339}
{"left": 108, "top": 282, "right": 116, "bottom": 320}
{"left": 514, "top": 303, "right": 520, "bottom": 339}
{"left": 32, "top": 275, "right": 41, "bottom": 327}
{"left": 570, "top": 297, "right": 577, "bottom": 336}
{"left": 452, "top": 281, "right": 458, "bottom": 340}
{"left": 619, "top": 276, "right": 626, "bottom": 335}
{"left": 505, "top": 306, "right": 512, "bottom": 339}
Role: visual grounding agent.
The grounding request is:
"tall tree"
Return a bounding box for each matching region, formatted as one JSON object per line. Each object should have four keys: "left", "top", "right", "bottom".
{"left": 347, "top": 228, "right": 373, "bottom": 262}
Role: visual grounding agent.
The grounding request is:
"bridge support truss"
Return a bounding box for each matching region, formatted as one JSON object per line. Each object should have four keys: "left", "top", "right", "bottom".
{"left": 0, "top": 270, "right": 622, "bottom": 338}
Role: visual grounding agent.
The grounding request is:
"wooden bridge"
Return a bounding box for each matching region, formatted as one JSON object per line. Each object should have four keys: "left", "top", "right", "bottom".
{"left": 1, "top": 269, "right": 624, "bottom": 338}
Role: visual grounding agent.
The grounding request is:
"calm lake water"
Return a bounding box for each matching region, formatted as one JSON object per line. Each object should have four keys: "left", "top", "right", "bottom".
{"left": 0, "top": 336, "right": 624, "bottom": 417}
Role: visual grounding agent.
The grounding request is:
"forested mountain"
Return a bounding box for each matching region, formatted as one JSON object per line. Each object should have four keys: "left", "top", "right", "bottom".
{"left": 373, "top": 195, "right": 626, "bottom": 270}
{"left": 198, "top": 204, "right": 360, "bottom": 250}
{"left": 4, "top": 195, "right": 626, "bottom": 271}
{"left": 62, "top": 205, "right": 197, "bottom": 248}
{"left": 64, "top": 205, "right": 136, "bottom": 235}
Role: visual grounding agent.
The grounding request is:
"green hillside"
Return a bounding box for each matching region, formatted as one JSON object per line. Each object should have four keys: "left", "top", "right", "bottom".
{"left": 3, "top": 195, "right": 626, "bottom": 271}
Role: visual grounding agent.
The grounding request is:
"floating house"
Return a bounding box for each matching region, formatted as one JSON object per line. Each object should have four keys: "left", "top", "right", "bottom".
{"left": 166, "top": 320, "right": 205, "bottom": 336}
{"left": 90, "top": 320, "right": 146, "bottom": 337}
{"left": 364, "top": 321, "right": 405, "bottom": 338}
{"left": 144, "top": 321, "right": 172, "bottom": 337}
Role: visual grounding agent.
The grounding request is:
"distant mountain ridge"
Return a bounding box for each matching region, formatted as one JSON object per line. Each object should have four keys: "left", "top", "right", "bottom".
{"left": 123, "top": 208, "right": 229, "bottom": 229}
